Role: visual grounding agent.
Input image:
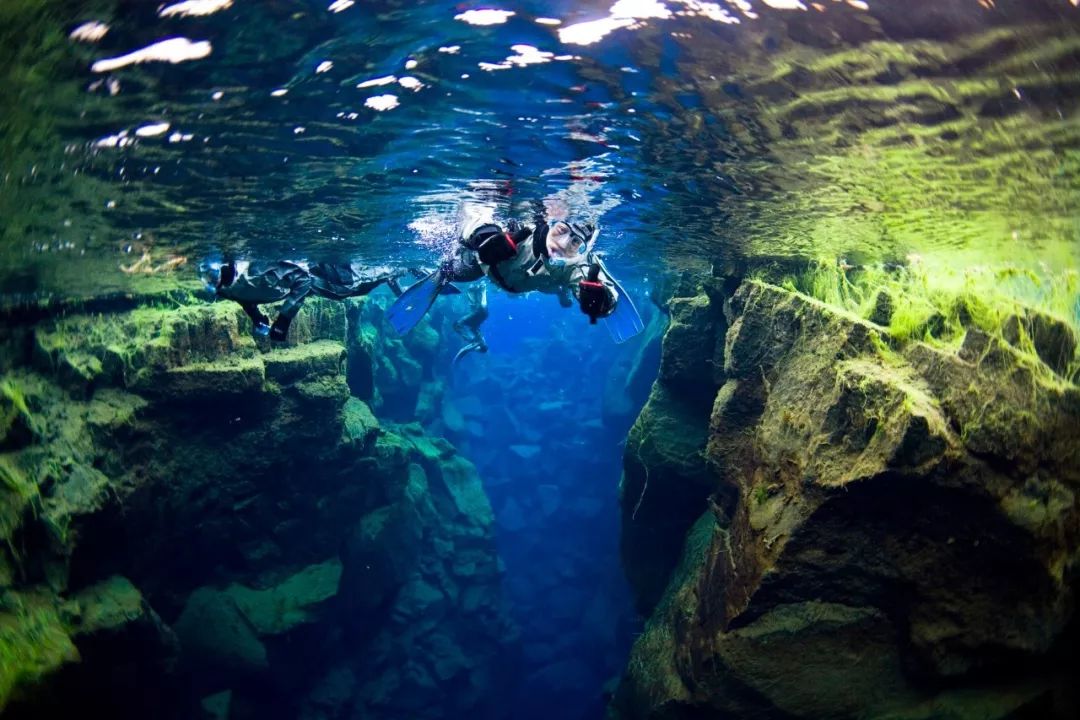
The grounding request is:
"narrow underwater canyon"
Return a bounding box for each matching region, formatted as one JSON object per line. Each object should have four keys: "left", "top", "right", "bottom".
{"left": 0, "top": 285, "right": 656, "bottom": 719}
{"left": 2, "top": 265, "right": 1078, "bottom": 719}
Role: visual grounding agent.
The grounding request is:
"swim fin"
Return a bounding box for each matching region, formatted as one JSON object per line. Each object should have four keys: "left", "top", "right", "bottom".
{"left": 452, "top": 341, "right": 487, "bottom": 364}
{"left": 407, "top": 267, "right": 460, "bottom": 295}
{"left": 387, "top": 269, "right": 448, "bottom": 334}
{"left": 594, "top": 255, "right": 644, "bottom": 344}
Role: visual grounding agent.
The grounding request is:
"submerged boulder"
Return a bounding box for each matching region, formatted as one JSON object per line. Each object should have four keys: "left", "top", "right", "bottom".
{"left": 613, "top": 280, "right": 1080, "bottom": 720}
{"left": 174, "top": 587, "right": 269, "bottom": 676}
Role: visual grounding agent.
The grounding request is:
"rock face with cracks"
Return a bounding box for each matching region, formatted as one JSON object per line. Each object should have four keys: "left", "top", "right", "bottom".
{"left": 613, "top": 280, "right": 1080, "bottom": 720}
{"left": 0, "top": 296, "right": 515, "bottom": 719}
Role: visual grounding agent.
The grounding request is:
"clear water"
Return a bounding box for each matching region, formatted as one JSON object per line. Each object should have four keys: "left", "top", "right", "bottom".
{"left": 5, "top": 1, "right": 1078, "bottom": 299}
{"left": 2, "top": 0, "right": 1079, "bottom": 718}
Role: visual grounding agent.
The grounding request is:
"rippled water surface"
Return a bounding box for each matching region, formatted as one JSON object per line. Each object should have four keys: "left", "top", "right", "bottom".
{"left": 2, "top": 0, "right": 1079, "bottom": 302}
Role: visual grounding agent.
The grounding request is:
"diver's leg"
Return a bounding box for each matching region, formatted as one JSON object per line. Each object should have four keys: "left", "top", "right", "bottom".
{"left": 240, "top": 303, "right": 271, "bottom": 336}
{"left": 270, "top": 272, "right": 313, "bottom": 342}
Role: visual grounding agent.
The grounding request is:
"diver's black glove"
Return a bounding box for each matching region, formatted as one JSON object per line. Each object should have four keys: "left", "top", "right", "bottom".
{"left": 269, "top": 315, "right": 292, "bottom": 343}
{"left": 578, "top": 263, "right": 611, "bottom": 324}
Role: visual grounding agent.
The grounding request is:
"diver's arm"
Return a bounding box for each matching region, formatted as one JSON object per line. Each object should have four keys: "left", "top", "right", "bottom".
{"left": 464, "top": 223, "right": 532, "bottom": 266}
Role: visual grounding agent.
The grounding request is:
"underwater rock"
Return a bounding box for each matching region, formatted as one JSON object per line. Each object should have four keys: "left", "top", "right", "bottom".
{"left": 0, "top": 295, "right": 516, "bottom": 719}
{"left": 341, "top": 396, "right": 380, "bottom": 451}
{"left": 498, "top": 498, "right": 527, "bottom": 533}
{"left": 868, "top": 289, "right": 895, "bottom": 326}
{"left": 509, "top": 444, "right": 540, "bottom": 460}
{"left": 340, "top": 502, "right": 423, "bottom": 617}
{"left": 174, "top": 587, "right": 269, "bottom": 676}
{"left": 0, "top": 589, "right": 80, "bottom": 713}
{"left": 1001, "top": 309, "right": 1077, "bottom": 378}
{"left": 602, "top": 311, "right": 666, "bottom": 430}
{"left": 223, "top": 559, "right": 342, "bottom": 636}
{"left": 199, "top": 690, "right": 232, "bottom": 720}
{"left": 620, "top": 383, "right": 713, "bottom": 614}
{"left": 537, "top": 484, "right": 561, "bottom": 516}
{"left": 0, "top": 378, "right": 41, "bottom": 450}
{"left": 613, "top": 280, "right": 1080, "bottom": 720}
{"left": 657, "top": 293, "right": 725, "bottom": 395}
{"left": 262, "top": 339, "right": 346, "bottom": 384}
{"left": 45, "top": 576, "right": 182, "bottom": 715}
{"left": 441, "top": 399, "right": 466, "bottom": 433}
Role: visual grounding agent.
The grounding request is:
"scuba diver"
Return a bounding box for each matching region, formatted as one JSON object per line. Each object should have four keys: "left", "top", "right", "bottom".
{"left": 452, "top": 282, "right": 490, "bottom": 363}
{"left": 387, "top": 214, "right": 644, "bottom": 344}
{"left": 201, "top": 260, "right": 406, "bottom": 341}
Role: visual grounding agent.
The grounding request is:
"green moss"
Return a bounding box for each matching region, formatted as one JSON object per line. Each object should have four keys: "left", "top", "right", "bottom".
{"left": 0, "top": 591, "right": 79, "bottom": 710}
{"left": 0, "top": 457, "right": 40, "bottom": 550}
{"left": 753, "top": 485, "right": 768, "bottom": 506}
{"left": 773, "top": 255, "right": 1077, "bottom": 383}
{"left": 888, "top": 301, "right": 938, "bottom": 343}
{"left": 0, "top": 381, "right": 29, "bottom": 419}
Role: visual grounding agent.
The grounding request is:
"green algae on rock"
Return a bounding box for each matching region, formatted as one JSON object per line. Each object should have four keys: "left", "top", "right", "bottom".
{"left": 0, "top": 295, "right": 516, "bottom": 718}
{"left": 612, "top": 279, "right": 1080, "bottom": 720}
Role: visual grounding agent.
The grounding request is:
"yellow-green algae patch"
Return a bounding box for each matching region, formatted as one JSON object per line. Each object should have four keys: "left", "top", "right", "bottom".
{"left": 776, "top": 257, "right": 1078, "bottom": 383}
{"left": 0, "top": 590, "right": 79, "bottom": 710}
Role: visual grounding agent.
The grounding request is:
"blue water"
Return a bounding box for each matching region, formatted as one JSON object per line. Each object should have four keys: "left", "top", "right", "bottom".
{"left": 438, "top": 292, "right": 659, "bottom": 719}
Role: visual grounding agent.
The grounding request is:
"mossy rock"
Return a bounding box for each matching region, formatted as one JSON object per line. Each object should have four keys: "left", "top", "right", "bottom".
{"left": 40, "top": 460, "right": 113, "bottom": 555}
{"left": 287, "top": 299, "right": 348, "bottom": 345}
{"left": 0, "top": 455, "right": 39, "bottom": 545}
{"left": 0, "top": 378, "right": 40, "bottom": 451}
{"left": 431, "top": 455, "right": 494, "bottom": 528}
{"left": 340, "top": 502, "right": 423, "bottom": 616}
{"left": 146, "top": 357, "right": 266, "bottom": 397}
{"left": 1001, "top": 310, "right": 1077, "bottom": 377}
{"left": 342, "top": 397, "right": 381, "bottom": 451}
{"left": 66, "top": 576, "right": 145, "bottom": 635}
{"left": 658, "top": 294, "right": 722, "bottom": 395}
{"left": 0, "top": 590, "right": 79, "bottom": 712}
{"left": 223, "top": 559, "right": 343, "bottom": 636}
{"left": 33, "top": 303, "right": 259, "bottom": 393}
{"left": 293, "top": 373, "right": 351, "bottom": 410}
{"left": 263, "top": 340, "right": 346, "bottom": 384}
{"left": 173, "top": 588, "right": 268, "bottom": 676}
{"left": 621, "top": 383, "right": 713, "bottom": 613}
{"left": 868, "top": 289, "right": 895, "bottom": 326}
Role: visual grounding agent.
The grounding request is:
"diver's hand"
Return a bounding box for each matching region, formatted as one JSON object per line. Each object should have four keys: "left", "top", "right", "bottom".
{"left": 578, "top": 263, "right": 611, "bottom": 324}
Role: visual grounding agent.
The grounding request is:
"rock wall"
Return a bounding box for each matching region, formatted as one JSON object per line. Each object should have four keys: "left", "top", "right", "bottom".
{"left": 612, "top": 278, "right": 1080, "bottom": 719}
{"left": 0, "top": 295, "right": 515, "bottom": 719}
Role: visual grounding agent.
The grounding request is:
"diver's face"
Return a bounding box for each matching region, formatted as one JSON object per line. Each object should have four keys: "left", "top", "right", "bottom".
{"left": 548, "top": 221, "right": 585, "bottom": 257}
